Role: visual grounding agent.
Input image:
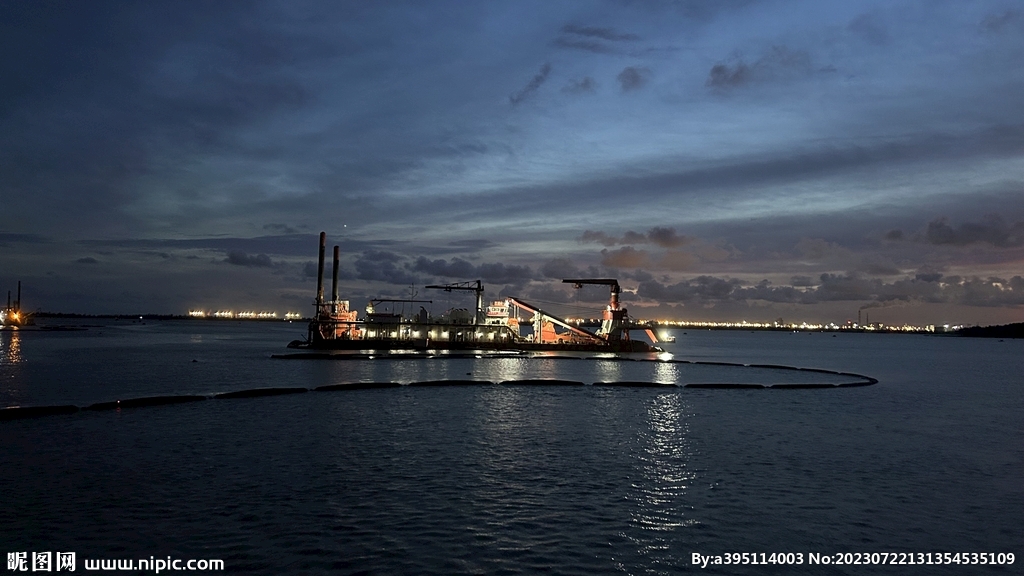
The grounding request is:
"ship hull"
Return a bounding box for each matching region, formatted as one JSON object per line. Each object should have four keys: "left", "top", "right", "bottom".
{"left": 290, "top": 337, "right": 658, "bottom": 353}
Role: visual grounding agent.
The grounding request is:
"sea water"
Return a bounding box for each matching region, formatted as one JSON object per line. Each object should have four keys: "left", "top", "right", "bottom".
{"left": 1, "top": 320, "right": 1021, "bottom": 574}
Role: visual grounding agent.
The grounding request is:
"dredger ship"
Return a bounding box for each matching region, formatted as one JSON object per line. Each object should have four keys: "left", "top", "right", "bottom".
{"left": 289, "top": 233, "right": 661, "bottom": 352}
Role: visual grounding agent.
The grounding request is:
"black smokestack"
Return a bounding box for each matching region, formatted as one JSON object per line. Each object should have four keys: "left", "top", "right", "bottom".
{"left": 316, "top": 232, "right": 326, "bottom": 306}
{"left": 16, "top": 281, "right": 20, "bottom": 312}
{"left": 331, "top": 246, "right": 340, "bottom": 303}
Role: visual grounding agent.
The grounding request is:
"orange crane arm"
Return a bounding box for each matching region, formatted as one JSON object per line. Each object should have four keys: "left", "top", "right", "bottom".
{"left": 505, "top": 297, "right": 603, "bottom": 343}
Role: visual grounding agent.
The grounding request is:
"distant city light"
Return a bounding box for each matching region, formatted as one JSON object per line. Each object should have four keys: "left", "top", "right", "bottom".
{"left": 188, "top": 309, "right": 304, "bottom": 320}
{"left": 566, "top": 317, "right": 960, "bottom": 334}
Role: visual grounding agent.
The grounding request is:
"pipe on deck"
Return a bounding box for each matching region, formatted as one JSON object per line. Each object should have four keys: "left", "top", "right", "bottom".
{"left": 331, "top": 246, "right": 340, "bottom": 304}
{"left": 315, "top": 232, "right": 326, "bottom": 306}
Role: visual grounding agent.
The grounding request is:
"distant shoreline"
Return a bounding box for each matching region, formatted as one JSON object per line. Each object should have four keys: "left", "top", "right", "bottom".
{"left": 19, "top": 312, "right": 1023, "bottom": 338}
{"left": 954, "top": 322, "right": 1024, "bottom": 339}
{"left": 30, "top": 312, "right": 301, "bottom": 322}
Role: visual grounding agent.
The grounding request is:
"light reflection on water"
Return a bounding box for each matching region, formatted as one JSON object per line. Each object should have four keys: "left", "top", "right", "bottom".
{"left": 486, "top": 357, "right": 531, "bottom": 382}
{"left": 651, "top": 362, "right": 677, "bottom": 384}
{"left": 0, "top": 329, "right": 23, "bottom": 365}
{"left": 2, "top": 324, "right": 1022, "bottom": 574}
{"left": 627, "top": 392, "right": 698, "bottom": 572}
{"left": 0, "top": 330, "right": 24, "bottom": 406}
{"left": 594, "top": 360, "right": 623, "bottom": 382}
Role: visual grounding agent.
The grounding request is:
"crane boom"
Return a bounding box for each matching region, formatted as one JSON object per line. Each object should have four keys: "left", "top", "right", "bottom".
{"left": 561, "top": 278, "right": 629, "bottom": 341}
{"left": 562, "top": 278, "right": 621, "bottom": 310}
{"left": 425, "top": 280, "right": 484, "bottom": 324}
{"left": 505, "top": 297, "right": 603, "bottom": 344}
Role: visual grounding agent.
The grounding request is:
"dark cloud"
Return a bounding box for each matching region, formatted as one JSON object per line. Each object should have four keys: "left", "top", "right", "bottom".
{"left": 515, "top": 282, "right": 573, "bottom": 304}
{"left": 980, "top": 10, "right": 1022, "bottom": 33}
{"left": 540, "top": 258, "right": 601, "bottom": 280}
{"left": 622, "top": 269, "right": 656, "bottom": 283}
{"left": 553, "top": 37, "right": 618, "bottom": 54}
{"left": 811, "top": 273, "right": 884, "bottom": 302}
{"left": 302, "top": 261, "right": 319, "bottom": 278}
{"left": 580, "top": 227, "right": 693, "bottom": 248}
{"left": 561, "top": 24, "right": 640, "bottom": 42}
{"left": 263, "top": 223, "right": 298, "bottom": 234}
{"left": 554, "top": 24, "right": 639, "bottom": 54}
{"left": 617, "top": 66, "right": 651, "bottom": 91}
{"left": 925, "top": 217, "right": 1024, "bottom": 248}
{"left": 647, "top": 227, "right": 692, "bottom": 248}
{"left": 225, "top": 250, "right": 273, "bottom": 267}
{"left": 354, "top": 251, "right": 421, "bottom": 285}
{"left": 707, "top": 62, "right": 751, "bottom": 88}
{"left": 848, "top": 13, "right": 889, "bottom": 45}
{"left": 621, "top": 231, "right": 648, "bottom": 244}
{"left": 635, "top": 273, "right": 1024, "bottom": 308}
{"left": 76, "top": 257, "right": 99, "bottom": 265}
{"left": 82, "top": 234, "right": 395, "bottom": 258}
{"left": 657, "top": 250, "right": 697, "bottom": 271}
{"left": 298, "top": 257, "right": 354, "bottom": 282}
{"left": 951, "top": 275, "right": 1024, "bottom": 307}
{"left": 447, "top": 239, "right": 498, "bottom": 251}
{"left": 855, "top": 260, "right": 902, "bottom": 276}
{"left": 639, "top": 275, "right": 743, "bottom": 302}
{"left": 583, "top": 230, "right": 697, "bottom": 271}
{"left": 0, "top": 233, "right": 48, "bottom": 245}
{"left": 734, "top": 279, "right": 805, "bottom": 303}
{"left": 475, "top": 262, "right": 535, "bottom": 285}
{"left": 409, "top": 256, "right": 476, "bottom": 279}
{"left": 580, "top": 231, "right": 620, "bottom": 246}
{"left": 884, "top": 229, "right": 904, "bottom": 241}
{"left": 706, "top": 45, "right": 814, "bottom": 90}
{"left": 562, "top": 77, "right": 597, "bottom": 94}
{"left": 601, "top": 246, "right": 651, "bottom": 269}
{"left": 509, "top": 63, "right": 552, "bottom": 106}
{"left": 410, "top": 256, "right": 535, "bottom": 284}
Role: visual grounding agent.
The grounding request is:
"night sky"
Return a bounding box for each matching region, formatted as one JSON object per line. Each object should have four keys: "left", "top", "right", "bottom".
{"left": 2, "top": 0, "right": 1023, "bottom": 325}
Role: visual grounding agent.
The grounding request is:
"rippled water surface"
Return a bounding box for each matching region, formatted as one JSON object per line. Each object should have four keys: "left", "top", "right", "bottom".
{"left": 1, "top": 320, "right": 1022, "bottom": 574}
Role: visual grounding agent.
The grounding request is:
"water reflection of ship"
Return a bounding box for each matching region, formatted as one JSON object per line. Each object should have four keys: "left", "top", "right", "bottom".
{"left": 289, "top": 233, "right": 662, "bottom": 353}
{"left": 0, "top": 328, "right": 22, "bottom": 364}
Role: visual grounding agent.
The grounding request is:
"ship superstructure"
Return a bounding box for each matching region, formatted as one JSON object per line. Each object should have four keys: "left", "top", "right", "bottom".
{"left": 291, "top": 233, "right": 659, "bottom": 352}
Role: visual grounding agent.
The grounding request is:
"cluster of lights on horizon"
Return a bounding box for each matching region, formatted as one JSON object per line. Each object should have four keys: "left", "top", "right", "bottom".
{"left": 565, "top": 318, "right": 965, "bottom": 333}
{"left": 187, "top": 307, "right": 967, "bottom": 332}
{"left": 188, "top": 310, "right": 303, "bottom": 320}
